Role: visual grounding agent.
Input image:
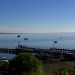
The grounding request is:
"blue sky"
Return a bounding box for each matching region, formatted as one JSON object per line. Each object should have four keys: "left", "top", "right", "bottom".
{"left": 0, "top": 0, "right": 75, "bottom": 33}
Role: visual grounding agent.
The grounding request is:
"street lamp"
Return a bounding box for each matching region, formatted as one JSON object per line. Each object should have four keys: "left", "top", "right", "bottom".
{"left": 17, "top": 35, "right": 20, "bottom": 48}
{"left": 53, "top": 41, "right": 58, "bottom": 49}
{"left": 24, "top": 37, "right": 28, "bottom": 46}
{"left": 52, "top": 37, "right": 62, "bottom": 52}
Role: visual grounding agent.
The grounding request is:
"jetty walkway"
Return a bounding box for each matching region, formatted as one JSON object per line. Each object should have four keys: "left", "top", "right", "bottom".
{"left": 0, "top": 45, "right": 75, "bottom": 62}
{"left": 0, "top": 45, "right": 75, "bottom": 54}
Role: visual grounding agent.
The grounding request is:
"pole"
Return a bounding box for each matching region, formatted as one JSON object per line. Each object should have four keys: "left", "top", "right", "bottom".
{"left": 53, "top": 41, "right": 57, "bottom": 52}
{"left": 53, "top": 41, "right": 54, "bottom": 49}
{"left": 17, "top": 35, "right": 20, "bottom": 49}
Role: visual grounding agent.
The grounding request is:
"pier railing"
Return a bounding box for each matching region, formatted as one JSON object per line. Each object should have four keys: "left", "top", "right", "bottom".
{"left": 0, "top": 44, "right": 75, "bottom": 54}
{"left": 0, "top": 45, "right": 75, "bottom": 62}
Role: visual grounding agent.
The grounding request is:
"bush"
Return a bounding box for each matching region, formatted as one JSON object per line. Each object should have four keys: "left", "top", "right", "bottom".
{"left": 0, "top": 61, "right": 9, "bottom": 75}
{"left": 9, "top": 53, "right": 43, "bottom": 75}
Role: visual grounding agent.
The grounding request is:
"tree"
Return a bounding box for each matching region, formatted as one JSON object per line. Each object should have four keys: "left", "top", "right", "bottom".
{"left": 9, "top": 53, "right": 43, "bottom": 75}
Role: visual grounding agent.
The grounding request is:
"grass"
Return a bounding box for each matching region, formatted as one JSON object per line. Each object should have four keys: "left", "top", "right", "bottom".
{"left": 43, "top": 61, "right": 75, "bottom": 75}
{"left": 43, "top": 68, "right": 75, "bottom": 75}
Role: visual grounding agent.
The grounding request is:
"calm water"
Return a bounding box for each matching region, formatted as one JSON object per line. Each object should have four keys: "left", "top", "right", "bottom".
{"left": 0, "top": 33, "right": 75, "bottom": 49}
{"left": 0, "top": 53, "right": 16, "bottom": 60}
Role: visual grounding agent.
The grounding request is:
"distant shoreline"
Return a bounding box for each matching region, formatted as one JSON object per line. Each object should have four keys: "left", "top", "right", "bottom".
{"left": 0, "top": 33, "right": 25, "bottom": 34}
{"left": 0, "top": 32, "right": 75, "bottom": 35}
{"left": 0, "top": 32, "right": 75, "bottom": 34}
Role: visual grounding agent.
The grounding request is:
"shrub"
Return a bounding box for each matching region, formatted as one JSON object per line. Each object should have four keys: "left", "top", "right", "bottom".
{"left": 9, "top": 53, "right": 43, "bottom": 75}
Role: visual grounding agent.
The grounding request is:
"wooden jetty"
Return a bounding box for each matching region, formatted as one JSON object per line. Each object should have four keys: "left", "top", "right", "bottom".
{"left": 0, "top": 45, "right": 75, "bottom": 62}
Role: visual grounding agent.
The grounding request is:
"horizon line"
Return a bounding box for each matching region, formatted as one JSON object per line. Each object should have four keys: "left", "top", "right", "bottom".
{"left": 0, "top": 32, "right": 75, "bottom": 34}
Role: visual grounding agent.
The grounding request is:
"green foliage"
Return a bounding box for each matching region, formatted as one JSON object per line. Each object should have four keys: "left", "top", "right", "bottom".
{"left": 0, "top": 61, "right": 9, "bottom": 75}
{"left": 1, "top": 53, "right": 75, "bottom": 75}
{"left": 46, "top": 67, "right": 75, "bottom": 75}
{"left": 9, "top": 53, "right": 43, "bottom": 75}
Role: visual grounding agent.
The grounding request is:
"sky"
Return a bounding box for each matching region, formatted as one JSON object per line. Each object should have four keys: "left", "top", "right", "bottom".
{"left": 0, "top": 0, "right": 75, "bottom": 33}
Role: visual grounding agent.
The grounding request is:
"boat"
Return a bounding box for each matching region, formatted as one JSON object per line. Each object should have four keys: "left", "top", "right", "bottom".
{"left": 1, "top": 57, "right": 8, "bottom": 62}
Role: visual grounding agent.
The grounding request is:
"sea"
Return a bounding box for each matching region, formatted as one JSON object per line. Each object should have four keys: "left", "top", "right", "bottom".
{"left": 0, "top": 32, "right": 75, "bottom": 59}
{"left": 0, "top": 33, "right": 75, "bottom": 50}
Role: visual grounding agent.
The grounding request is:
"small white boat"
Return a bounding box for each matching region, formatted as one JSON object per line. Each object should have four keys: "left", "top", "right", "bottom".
{"left": 1, "top": 57, "right": 8, "bottom": 62}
